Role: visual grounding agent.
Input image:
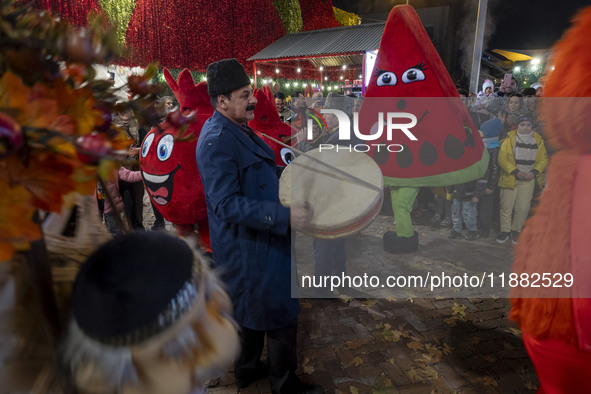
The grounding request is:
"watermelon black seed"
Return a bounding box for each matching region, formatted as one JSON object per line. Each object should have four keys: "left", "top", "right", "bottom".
{"left": 373, "top": 145, "right": 390, "bottom": 165}
{"left": 463, "top": 126, "right": 475, "bottom": 148}
{"left": 396, "top": 144, "right": 413, "bottom": 168}
{"left": 444, "top": 134, "right": 464, "bottom": 160}
{"left": 419, "top": 141, "right": 438, "bottom": 166}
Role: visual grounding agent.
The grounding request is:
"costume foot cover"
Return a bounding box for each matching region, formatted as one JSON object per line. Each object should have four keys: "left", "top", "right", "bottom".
{"left": 383, "top": 231, "right": 419, "bottom": 254}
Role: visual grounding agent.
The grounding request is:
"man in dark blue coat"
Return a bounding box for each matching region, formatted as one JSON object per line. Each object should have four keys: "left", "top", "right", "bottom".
{"left": 196, "top": 58, "right": 323, "bottom": 394}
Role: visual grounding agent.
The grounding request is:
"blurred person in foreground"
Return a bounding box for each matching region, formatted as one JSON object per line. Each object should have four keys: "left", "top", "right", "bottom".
{"left": 61, "top": 231, "right": 238, "bottom": 394}
{"left": 510, "top": 7, "right": 591, "bottom": 393}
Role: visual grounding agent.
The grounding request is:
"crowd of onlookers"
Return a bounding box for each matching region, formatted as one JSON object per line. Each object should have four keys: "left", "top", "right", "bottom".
{"left": 100, "top": 77, "right": 548, "bottom": 248}
{"left": 274, "top": 76, "right": 548, "bottom": 247}
{"left": 429, "top": 77, "right": 548, "bottom": 245}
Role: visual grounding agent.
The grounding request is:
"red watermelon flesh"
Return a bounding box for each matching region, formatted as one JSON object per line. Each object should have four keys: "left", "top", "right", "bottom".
{"left": 358, "top": 5, "right": 487, "bottom": 186}
{"left": 249, "top": 85, "right": 296, "bottom": 166}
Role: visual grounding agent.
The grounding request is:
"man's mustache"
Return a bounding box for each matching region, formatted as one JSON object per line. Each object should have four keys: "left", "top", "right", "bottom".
{"left": 246, "top": 105, "right": 256, "bottom": 111}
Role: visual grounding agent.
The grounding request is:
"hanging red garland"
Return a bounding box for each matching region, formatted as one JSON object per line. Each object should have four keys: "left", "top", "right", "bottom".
{"left": 299, "top": 0, "right": 340, "bottom": 31}
{"left": 35, "top": 0, "right": 347, "bottom": 71}
{"left": 123, "top": 0, "right": 286, "bottom": 70}
{"left": 34, "top": 0, "right": 105, "bottom": 27}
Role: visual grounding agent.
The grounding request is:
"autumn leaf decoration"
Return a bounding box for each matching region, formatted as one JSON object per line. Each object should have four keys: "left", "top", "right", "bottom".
{"left": 0, "top": 1, "right": 164, "bottom": 260}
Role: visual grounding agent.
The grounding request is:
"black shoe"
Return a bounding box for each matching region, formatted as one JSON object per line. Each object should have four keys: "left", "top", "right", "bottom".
{"left": 511, "top": 231, "right": 520, "bottom": 245}
{"left": 235, "top": 362, "right": 269, "bottom": 388}
{"left": 295, "top": 383, "right": 324, "bottom": 394}
{"left": 464, "top": 231, "right": 478, "bottom": 241}
{"left": 496, "top": 232, "right": 510, "bottom": 244}
{"left": 383, "top": 231, "right": 419, "bottom": 254}
{"left": 448, "top": 230, "right": 462, "bottom": 239}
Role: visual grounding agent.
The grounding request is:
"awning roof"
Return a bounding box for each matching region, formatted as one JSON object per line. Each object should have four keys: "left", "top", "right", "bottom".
{"left": 248, "top": 22, "right": 385, "bottom": 67}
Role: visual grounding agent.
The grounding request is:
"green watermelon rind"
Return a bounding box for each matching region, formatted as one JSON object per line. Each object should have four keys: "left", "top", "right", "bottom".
{"left": 382, "top": 148, "right": 489, "bottom": 187}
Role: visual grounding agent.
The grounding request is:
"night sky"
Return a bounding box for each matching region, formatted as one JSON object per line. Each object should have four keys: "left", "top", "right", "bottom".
{"left": 333, "top": 0, "right": 590, "bottom": 50}
{"left": 488, "top": 0, "right": 590, "bottom": 49}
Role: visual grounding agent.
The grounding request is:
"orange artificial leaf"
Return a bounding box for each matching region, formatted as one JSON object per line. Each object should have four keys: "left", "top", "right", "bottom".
{"left": 72, "top": 166, "right": 98, "bottom": 195}
{"left": 0, "top": 153, "right": 79, "bottom": 212}
{"left": 62, "top": 63, "right": 87, "bottom": 85}
{"left": 0, "top": 243, "right": 16, "bottom": 262}
{"left": 0, "top": 72, "right": 30, "bottom": 110}
{"left": 0, "top": 180, "right": 42, "bottom": 261}
{"left": 18, "top": 97, "right": 76, "bottom": 136}
{"left": 110, "top": 126, "right": 134, "bottom": 151}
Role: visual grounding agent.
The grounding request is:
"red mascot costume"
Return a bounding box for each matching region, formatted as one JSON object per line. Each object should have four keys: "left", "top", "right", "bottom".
{"left": 248, "top": 85, "right": 296, "bottom": 166}
{"left": 140, "top": 69, "right": 212, "bottom": 252}
{"left": 510, "top": 7, "right": 591, "bottom": 393}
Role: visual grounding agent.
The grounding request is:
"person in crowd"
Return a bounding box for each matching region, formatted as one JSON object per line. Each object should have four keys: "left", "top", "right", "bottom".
{"left": 531, "top": 82, "right": 544, "bottom": 97}
{"left": 297, "top": 93, "right": 356, "bottom": 282}
{"left": 196, "top": 58, "right": 323, "bottom": 394}
{"left": 161, "top": 95, "right": 175, "bottom": 114}
{"left": 430, "top": 186, "right": 452, "bottom": 227}
{"left": 497, "top": 75, "right": 519, "bottom": 97}
{"left": 113, "top": 106, "right": 148, "bottom": 230}
{"left": 101, "top": 166, "right": 143, "bottom": 235}
{"left": 61, "top": 231, "right": 239, "bottom": 394}
{"left": 447, "top": 171, "right": 487, "bottom": 241}
{"left": 496, "top": 114, "right": 548, "bottom": 244}
{"left": 505, "top": 93, "right": 526, "bottom": 133}
{"left": 477, "top": 117, "right": 502, "bottom": 238}
{"left": 275, "top": 92, "right": 294, "bottom": 122}
{"left": 471, "top": 80, "right": 496, "bottom": 127}
{"left": 290, "top": 91, "right": 307, "bottom": 129}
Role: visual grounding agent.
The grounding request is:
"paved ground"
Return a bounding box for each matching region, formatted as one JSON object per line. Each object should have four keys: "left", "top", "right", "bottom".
{"left": 0, "top": 195, "right": 538, "bottom": 394}
{"left": 138, "top": 198, "right": 540, "bottom": 394}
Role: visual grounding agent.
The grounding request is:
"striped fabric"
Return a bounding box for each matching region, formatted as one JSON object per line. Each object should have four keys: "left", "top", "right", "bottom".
{"left": 513, "top": 133, "right": 538, "bottom": 172}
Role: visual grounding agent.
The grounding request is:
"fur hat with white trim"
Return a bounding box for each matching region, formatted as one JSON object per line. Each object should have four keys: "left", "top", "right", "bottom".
{"left": 61, "top": 231, "right": 238, "bottom": 394}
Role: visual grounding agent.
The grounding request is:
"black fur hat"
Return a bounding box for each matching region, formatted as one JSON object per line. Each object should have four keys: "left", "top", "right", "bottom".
{"left": 72, "top": 231, "right": 198, "bottom": 346}
{"left": 206, "top": 58, "right": 251, "bottom": 97}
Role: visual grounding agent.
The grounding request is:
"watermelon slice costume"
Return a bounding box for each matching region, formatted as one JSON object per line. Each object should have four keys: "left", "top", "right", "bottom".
{"left": 359, "top": 5, "right": 488, "bottom": 253}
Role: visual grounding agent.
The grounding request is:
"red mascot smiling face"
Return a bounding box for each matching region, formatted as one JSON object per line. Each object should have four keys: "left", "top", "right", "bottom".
{"left": 139, "top": 70, "right": 210, "bottom": 226}
{"left": 140, "top": 125, "right": 204, "bottom": 224}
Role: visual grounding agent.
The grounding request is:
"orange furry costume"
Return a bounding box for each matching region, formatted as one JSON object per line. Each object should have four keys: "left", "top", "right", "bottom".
{"left": 510, "top": 7, "right": 591, "bottom": 393}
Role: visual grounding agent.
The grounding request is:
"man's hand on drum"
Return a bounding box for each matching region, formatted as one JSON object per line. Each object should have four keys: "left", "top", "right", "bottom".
{"left": 290, "top": 204, "right": 314, "bottom": 230}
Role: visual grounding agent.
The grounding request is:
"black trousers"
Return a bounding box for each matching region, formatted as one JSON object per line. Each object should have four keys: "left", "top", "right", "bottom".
{"left": 235, "top": 318, "right": 300, "bottom": 394}
{"left": 478, "top": 193, "right": 494, "bottom": 237}
{"left": 119, "top": 180, "right": 144, "bottom": 230}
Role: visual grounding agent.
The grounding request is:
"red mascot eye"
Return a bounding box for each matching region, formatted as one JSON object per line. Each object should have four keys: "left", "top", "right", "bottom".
{"left": 142, "top": 133, "right": 155, "bottom": 158}
{"left": 157, "top": 134, "right": 174, "bottom": 161}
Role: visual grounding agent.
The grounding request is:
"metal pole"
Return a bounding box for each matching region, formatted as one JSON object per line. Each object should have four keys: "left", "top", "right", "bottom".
{"left": 362, "top": 52, "right": 367, "bottom": 95}
{"left": 253, "top": 62, "right": 257, "bottom": 89}
{"left": 469, "top": 0, "right": 488, "bottom": 94}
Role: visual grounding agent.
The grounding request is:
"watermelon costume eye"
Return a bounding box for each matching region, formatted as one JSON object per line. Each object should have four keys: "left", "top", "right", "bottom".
{"left": 376, "top": 70, "right": 397, "bottom": 86}
{"left": 402, "top": 68, "right": 425, "bottom": 83}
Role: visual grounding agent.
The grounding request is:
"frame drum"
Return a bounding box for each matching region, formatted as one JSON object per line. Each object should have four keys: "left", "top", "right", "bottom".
{"left": 279, "top": 147, "right": 383, "bottom": 239}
